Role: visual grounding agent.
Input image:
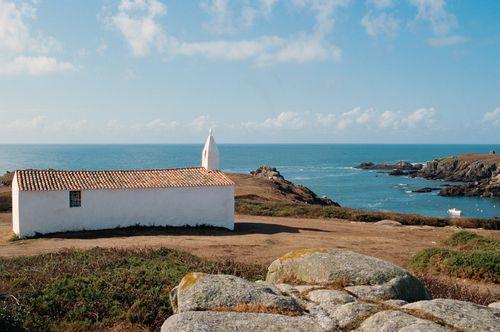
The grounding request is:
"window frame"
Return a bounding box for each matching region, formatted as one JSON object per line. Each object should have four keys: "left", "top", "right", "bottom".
{"left": 69, "top": 190, "right": 82, "bottom": 208}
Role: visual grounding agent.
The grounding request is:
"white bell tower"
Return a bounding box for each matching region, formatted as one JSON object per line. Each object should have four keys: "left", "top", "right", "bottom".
{"left": 202, "top": 129, "right": 220, "bottom": 170}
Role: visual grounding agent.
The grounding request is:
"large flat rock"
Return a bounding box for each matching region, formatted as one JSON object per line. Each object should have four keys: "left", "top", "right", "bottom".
{"left": 161, "top": 311, "right": 323, "bottom": 332}
{"left": 171, "top": 273, "right": 302, "bottom": 314}
{"left": 357, "top": 310, "right": 449, "bottom": 331}
{"left": 266, "top": 248, "right": 430, "bottom": 302}
{"left": 404, "top": 299, "right": 500, "bottom": 331}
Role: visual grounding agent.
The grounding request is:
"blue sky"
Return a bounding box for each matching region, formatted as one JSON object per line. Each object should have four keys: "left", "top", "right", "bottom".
{"left": 0, "top": 0, "right": 499, "bottom": 144}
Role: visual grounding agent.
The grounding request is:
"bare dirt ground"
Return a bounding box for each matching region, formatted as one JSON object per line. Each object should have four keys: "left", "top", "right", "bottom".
{"left": 1, "top": 212, "right": 498, "bottom": 266}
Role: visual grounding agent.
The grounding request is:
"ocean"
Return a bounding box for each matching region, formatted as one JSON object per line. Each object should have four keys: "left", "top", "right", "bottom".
{"left": 1, "top": 144, "right": 499, "bottom": 218}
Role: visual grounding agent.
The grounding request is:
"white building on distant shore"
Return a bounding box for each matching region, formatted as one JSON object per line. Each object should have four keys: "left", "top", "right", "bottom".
{"left": 12, "top": 131, "right": 234, "bottom": 238}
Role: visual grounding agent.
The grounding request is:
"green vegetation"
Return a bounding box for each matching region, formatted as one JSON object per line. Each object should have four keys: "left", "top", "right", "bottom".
{"left": 0, "top": 172, "right": 13, "bottom": 213}
{"left": 0, "top": 248, "right": 266, "bottom": 331}
{"left": 235, "top": 199, "right": 500, "bottom": 230}
{"left": 0, "top": 191, "right": 10, "bottom": 213}
{"left": 407, "top": 231, "right": 500, "bottom": 283}
{"left": 0, "top": 171, "right": 13, "bottom": 187}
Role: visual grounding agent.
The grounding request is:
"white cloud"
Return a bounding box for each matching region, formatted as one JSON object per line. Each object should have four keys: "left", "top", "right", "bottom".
{"left": 316, "top": 107, "right": 435, "bottom": 131}
{"left": 260, "top": 0, "right": 278, "bottom": 17}
{"left": 7, "top": 115, "right": 47, "bottom": 129}
{"left": 409, "top": 0, "right": 465, "bottom": 47}
{"left": 53, "top": 119, "right": 88, "bottom": 132}
{"left": 378, "top": 108, "right": 435, "bottom": 130}
{"left": 0, "top": 56, "right": 75, "bottom": 76}
{"left": 291, "top": 0, "right": 350, "bottom": 37}
{"left": 244, "top": 112, "right": 308, "bottom": 130}
{"left": 145, "top": 118, "right": 179, "bottom": 129}
{"left": 0, "top": 0, "right": 61, "bottom": 53}
{"left": 168, "top": 34, "right": 341, "bottom": 65}
{"left": 361, "top": 12, "right": 399, "bottom": 38}
{"left": 105, "top": 0, "right": 346, "bottom": 65}
{"left": 200, "top": 0, "right": 234, "bottom": 35}
{"left": 256, "top": 35, "right": 341, "bottom": 65}
{"left": 168, "top": 36, "right": 283, "bottom": 61}
{"left": 0, "top": 0, "right": 32, "bottom": 52}
{"left": 0, "top": 0, "right": 73, "bottom": 76}
{"left": 200, "top": 0, "right": 278, "bottom": 35}
{"left": 427, "top": 35, "right": 467, "bottom": 47}
{"left": 110, "top": 0, "right": 167, "bottom": 56}
{"left": 366, "top": 0, "right": 393, "bottom": 8}
{"left": 191, "top": 115, "right": 215, "bottom": 132}
{"left": 482, "top": 108, "right": 500, "bottom": 127}
{"left": 106, "top": 119, "right": 123, "bottom": 130}
{"left": 317, "top": 108, "right": 374, "bottom": 129}
{"left": 263, "top": 112, "right": 307, "bottom": 129}
{"left": 404, "top": 107, "right": 435, "bottom": 127}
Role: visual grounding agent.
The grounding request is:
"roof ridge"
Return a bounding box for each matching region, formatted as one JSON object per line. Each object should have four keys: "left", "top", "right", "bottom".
{"left": 15, "top": 167, "right": 234, "bottom": 191}
{"left": 16, "top": 166, "right": 210, "bottom": 173}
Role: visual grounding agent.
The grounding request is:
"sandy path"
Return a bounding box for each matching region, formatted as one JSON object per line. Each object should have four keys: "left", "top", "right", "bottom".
{"left": 1, "top": 212, "right": 498, "bottom": 267}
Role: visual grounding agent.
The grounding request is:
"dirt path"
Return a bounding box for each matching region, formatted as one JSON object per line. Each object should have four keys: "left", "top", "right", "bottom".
{"left": 1, "top": 212, "right": 498, "bottom": 266}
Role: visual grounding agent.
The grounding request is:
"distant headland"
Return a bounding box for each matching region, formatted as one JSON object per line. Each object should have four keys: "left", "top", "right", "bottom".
{"left": 356, "top": 153, "right": 500, "bottom": 198}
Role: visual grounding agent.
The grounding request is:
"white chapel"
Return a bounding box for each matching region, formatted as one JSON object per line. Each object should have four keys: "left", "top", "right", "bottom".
{"left": 12, "top": 131, "right": 234, "bottom": 238}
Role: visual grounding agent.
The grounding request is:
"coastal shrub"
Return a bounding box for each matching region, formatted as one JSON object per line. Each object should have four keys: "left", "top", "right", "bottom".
{"left": 0, "top": 190, "right": 11, "bottom": 213}
{"left": 0, "top": 247, "right": 266, "bottom": 331}
{"left": 235, "top": 198, "right": 500, "bottom": 230}
{"left": 0, "top": 172, "right": 13, "bottom": 186}
{"left": 407, "top": 232, "right": 500, "bottom": 283}
{"left": 445, "top": 231, "right": 500, "bottom": 251}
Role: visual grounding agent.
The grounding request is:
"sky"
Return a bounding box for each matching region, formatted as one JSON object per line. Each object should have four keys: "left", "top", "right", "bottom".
{"left": 0, "top": 0, "right": 499, "bottom": 144}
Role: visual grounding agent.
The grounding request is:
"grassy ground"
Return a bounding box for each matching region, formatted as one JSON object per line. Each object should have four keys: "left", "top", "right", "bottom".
{"left": 407, "top": 231, "right": 499, "bottom": 305}
{"left": 1, "top": 242, "right": 498, "bottom": 331}
{"left": 0, "top": 248, "right": 266, "bottom": 331}
{"left": 235, "top": 199, "right": 500, "bottom": 230}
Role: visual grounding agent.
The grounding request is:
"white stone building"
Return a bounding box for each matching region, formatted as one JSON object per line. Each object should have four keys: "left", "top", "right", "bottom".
{"left": 12, "top": 131, "right": 234, "bottom": 238}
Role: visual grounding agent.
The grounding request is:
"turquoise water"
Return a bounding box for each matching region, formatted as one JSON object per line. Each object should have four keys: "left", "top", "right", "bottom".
{"left": 0, "top": 144, "right": 499, "bottom": 218}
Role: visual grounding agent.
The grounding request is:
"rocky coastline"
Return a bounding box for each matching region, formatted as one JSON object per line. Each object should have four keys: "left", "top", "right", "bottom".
{"left": 356, "top": 154, "right": 500, "bottom": 198}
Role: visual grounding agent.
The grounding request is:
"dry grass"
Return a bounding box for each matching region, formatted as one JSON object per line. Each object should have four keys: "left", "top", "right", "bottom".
{"left": 210, "top": 303, "right": 303, "bottom": 317}
{"left": 416, "top": 273, "right": 497, "bottom": 306}
{"left": 0, "top": 247, "right": 266, "bottom": 331}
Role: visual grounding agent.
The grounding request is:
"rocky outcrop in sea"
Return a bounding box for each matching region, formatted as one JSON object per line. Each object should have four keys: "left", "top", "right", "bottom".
{"left": 250, "top": 166, "right": 340, "bottom": 206}
{"left": 162, "top": 249, "right": 500, "bottom": 331}
{"left": 418, "top": 155, "right": 500, "bottom": 197}
{"left": 357, "top": 154, "right": 500, "bottom": 198}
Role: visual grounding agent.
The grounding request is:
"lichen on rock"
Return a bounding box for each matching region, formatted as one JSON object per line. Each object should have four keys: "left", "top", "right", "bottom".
{"left": 161, "top": 249, "right": 499, "bottom": 331}
{"left": 267, "top": 248, "right": 430, "bottom": 302}
{"left": 171, "top": 274, "right": 303, "bottom": 314}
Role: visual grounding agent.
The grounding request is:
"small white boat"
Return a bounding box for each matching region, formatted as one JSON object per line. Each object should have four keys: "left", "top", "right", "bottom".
{"left": 448, "top": 208, "right": 462, "bottom": 217}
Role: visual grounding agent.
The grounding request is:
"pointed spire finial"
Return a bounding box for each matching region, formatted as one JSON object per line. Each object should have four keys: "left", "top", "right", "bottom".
{"left": 202, "top": 129, "right": 220, "bottom": 170}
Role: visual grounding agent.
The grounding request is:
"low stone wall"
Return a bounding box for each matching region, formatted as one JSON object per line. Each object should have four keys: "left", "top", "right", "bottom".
{"left": 162, "top": 248, "right": 500, "bottom": 331}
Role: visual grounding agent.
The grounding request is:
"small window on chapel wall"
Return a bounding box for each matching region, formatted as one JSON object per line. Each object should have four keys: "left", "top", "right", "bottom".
{"left": 69, "top": 191, "right": 81, "bottom": 208}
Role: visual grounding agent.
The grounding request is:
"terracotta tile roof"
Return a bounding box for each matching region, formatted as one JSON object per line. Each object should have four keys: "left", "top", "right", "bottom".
{"left": 15, "top": 167, "right": 234, "bottom": 191}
